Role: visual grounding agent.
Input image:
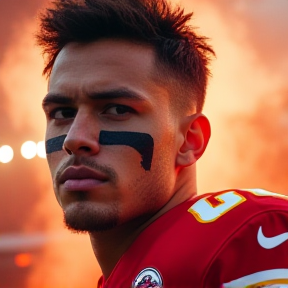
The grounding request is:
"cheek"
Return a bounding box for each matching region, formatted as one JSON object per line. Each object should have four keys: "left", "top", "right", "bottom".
{"left": 155, "top": 130, "right": 177, "bottom": 164}
{"left": 118, "top": 166, "right": 175, "bottom": 223}
{"left": 46, "top": 152, "right": 65, "bottom": 178}
{"left": 102, "top": 145, "right": 143, "bottom": 169}
{"left": 122, "top": 141, "right": 176, "bottom": 197}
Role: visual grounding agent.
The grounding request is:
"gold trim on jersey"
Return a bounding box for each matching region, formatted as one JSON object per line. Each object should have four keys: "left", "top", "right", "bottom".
{"left": 222, "top": 269, "right": 288, "bottom": 287}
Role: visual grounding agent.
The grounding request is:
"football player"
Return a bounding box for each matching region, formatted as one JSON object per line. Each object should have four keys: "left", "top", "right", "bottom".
{"left": 37, "top": 0, "right": 288, "bottom": 287}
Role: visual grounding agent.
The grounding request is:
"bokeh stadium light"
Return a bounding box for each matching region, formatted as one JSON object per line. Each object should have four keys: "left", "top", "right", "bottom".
{"left": 14, "top": 253, "right": 33, "bottom": 268}
{"left": 36, "top": 141, "right": 46, "bottom": 158}
{"left": 21, "top": 141, "right": 37, "bottom": 159}
{"left": 0, "top": 145, "right": 14, "bottom": 163}
{"left": 0, "top": 141, "right": 46, "bottom": 163}
{"left": 20, "top": 141, "right": 46, "bottom": 159}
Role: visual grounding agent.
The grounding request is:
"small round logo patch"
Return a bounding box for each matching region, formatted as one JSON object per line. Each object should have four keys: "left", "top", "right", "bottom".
{"left": 132, "top": 268, "right": 163, "bottom": 288}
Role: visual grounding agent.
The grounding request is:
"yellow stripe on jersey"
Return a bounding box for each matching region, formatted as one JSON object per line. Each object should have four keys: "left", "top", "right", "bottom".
{"left": 222, "top": 269, "right": 288, "bottom": 288}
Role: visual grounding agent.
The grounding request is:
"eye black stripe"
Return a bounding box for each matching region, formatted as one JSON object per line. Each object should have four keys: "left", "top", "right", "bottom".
{"left": 46, "top": 135, "right": 66, "bottom": 154}
{"left": 99, "top": 131, "right": 154, "bottom": 171}
{"left": 45, "top": 131, "right": 154, "bottom": 171}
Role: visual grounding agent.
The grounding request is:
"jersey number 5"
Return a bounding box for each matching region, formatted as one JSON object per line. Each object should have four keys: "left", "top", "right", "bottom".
{"left": 188, "top": 189, "right": 287, "bottom": 223}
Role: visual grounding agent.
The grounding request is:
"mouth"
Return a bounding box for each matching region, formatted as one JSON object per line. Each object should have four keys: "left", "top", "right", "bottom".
{"left": 58, "top": 166, "right": 108, "bottom": 191}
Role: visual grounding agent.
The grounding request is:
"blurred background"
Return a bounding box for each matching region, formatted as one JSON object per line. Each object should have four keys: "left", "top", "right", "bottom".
{"left": 0, "top": 0, "right": 287, "bottom": 287}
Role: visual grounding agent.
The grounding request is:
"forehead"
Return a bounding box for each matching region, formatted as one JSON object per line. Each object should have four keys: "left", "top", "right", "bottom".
{"left": 49, "top": 39, "right": 161, "bottom": 95}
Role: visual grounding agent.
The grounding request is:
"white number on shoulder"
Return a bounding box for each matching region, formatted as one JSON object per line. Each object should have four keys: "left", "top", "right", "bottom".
{"left": 188, "top": 189, "right": 287, "bottom": 223}
{"left": 188, "top": 191, "right": 246, "bottom": 223}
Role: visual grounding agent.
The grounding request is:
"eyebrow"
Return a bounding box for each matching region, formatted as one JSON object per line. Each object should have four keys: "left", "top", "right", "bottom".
{"left": 88, "top": 88, "right": 146, "bottom": 101}
{"left": 42, "top": 88, "right": 146, "bottom": 107}
{"left": 42, "top": 94, "right": 72, "bottom": 107}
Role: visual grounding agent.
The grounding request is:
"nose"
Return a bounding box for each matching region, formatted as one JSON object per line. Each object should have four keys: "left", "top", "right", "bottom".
{"left": 63, "top": 111, "right": 100, "bottom": 156}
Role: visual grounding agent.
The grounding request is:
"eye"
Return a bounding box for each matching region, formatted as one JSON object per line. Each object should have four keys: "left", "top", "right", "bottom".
{"left": 50, "top": 108, "right": 77, "bottom": 119}
{"left": 103, "top": 105, "right": 135, "bottom": 116}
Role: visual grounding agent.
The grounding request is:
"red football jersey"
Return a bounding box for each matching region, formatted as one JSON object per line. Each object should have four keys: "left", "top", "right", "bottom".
{"left": 97, "top": 189, "right": 288, "bottom": 288}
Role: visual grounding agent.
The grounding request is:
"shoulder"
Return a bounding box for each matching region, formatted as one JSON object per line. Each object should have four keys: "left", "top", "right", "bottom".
{"left": 139, "top": 188, "right": 288, "bottom": 255}
{"left": 197, "top": 189, "right": 288, "bottom": 287}
{"left": 187, "top": 188, "right": 288, "bottom": 224}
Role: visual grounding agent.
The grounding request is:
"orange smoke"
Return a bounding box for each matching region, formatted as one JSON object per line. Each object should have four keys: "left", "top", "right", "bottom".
{"left": 180, "top": 0, "right": 288, "bottom": 195}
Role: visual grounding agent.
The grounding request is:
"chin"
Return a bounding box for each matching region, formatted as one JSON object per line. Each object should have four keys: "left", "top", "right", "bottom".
{"left": 63, "top": 201, "right": 119, "bottom": 233}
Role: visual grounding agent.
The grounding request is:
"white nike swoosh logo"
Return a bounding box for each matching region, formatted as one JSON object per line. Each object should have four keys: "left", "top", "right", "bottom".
{"left": 257, "top": 226, "right": 288, "bottom": 249}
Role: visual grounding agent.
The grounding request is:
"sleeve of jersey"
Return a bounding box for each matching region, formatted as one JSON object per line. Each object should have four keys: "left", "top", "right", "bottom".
{"left": 205, "top": 210, "right": 288, "bottom": 288}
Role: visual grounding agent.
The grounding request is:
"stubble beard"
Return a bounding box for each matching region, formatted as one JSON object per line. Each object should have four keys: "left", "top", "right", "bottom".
{"left": 53, "top": 157, "right": 119, "bottom": 233}
{"left": 63, "top": 199, "right": 119, "bottom": 233}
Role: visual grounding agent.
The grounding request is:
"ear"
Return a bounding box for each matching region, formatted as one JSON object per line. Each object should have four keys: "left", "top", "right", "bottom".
{"left": 176, "top": 113, "right": 211, "bottom": 168}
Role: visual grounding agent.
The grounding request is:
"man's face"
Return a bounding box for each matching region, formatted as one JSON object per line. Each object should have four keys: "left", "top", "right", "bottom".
{"left": 43, "top": 39, "right": 181, "bottom": 232}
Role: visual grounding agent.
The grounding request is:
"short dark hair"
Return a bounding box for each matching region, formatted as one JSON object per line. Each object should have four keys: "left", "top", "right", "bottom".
{"left": 36, "top": 0, "right": 215, "bottom": 112}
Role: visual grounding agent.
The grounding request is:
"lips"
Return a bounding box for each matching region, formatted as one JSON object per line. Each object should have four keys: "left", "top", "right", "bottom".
{"left": 58, "top": 166, "right": 108, "bottom": 191}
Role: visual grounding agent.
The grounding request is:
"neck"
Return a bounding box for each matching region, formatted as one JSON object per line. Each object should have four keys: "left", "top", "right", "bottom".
{"left": 89, "top": 167, "right": 197, "bottom": 279}
{"left": 89, "top": 215, "right": 151, "bottom": 279}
